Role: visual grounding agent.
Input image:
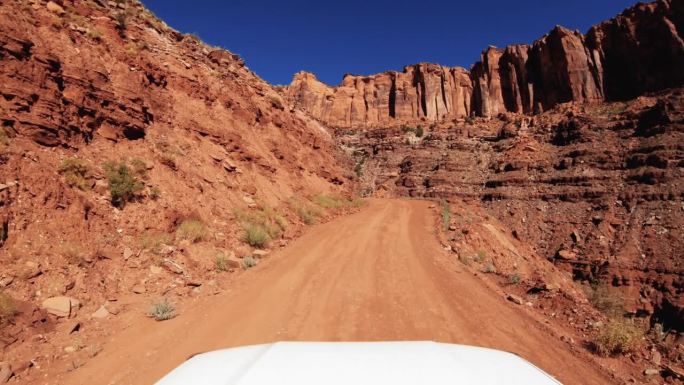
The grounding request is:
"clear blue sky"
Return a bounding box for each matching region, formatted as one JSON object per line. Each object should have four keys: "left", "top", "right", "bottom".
{"left": 141, "top": 0, "right": 638, "bottom": 86}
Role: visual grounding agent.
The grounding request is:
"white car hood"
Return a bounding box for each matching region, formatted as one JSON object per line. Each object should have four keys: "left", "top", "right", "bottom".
{"left": 156, "top": 341, "right": 562, "bottom": 385}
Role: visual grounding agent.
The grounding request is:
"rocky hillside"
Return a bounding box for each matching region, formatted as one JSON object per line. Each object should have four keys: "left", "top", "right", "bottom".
{"left": 285, "top": 0, "right": 683, "bottom": 127}
{"left": 285, "top": 0, "right": 684, "bottom": 365}
{"left": 0, "top": 0, "right": 356, "bottom": 381}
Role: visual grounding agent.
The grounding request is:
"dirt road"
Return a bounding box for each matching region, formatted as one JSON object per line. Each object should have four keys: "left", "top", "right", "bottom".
{"left": 61, "top": 199, "right": 612, "bottom": 385}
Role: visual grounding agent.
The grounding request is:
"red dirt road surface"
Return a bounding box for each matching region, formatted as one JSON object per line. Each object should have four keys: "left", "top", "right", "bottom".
{"left": 59, "top": 199, "right": 612, "bottom": 385}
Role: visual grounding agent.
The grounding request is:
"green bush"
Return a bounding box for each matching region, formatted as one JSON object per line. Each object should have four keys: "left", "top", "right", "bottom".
{"left": 176, "top": 219, "right": 208, "bottom": 243}
{"left": 149, "top": 186, "right": 161, "bottom": 200}
{"left": 242, "top": 256, "right": 258, "bottom": 269}
{"left": 58, "top": 158, "right": 91, "bottom": 190}
{"left": 594, "top": 319, "right": 643, "bottom": 356}
{"left": 313, "top": 195, "right": 346, "bottom": 209}
{"left": 147, "top": 298, "right": 176, "bottom": 321}
{"left": 508, "top": 273, "right": 521, "bottom": 284}
{"left": 104, "top": 161, "right": 144, "bottom": 208}
{"left": 415, "top": 126, "right": 424, "bottom": 137}
{"left": 297, "top": 206, "right": 317, "bottom": 225}
{"left": 244, "top": 225, "right": 269, "bottom": 247}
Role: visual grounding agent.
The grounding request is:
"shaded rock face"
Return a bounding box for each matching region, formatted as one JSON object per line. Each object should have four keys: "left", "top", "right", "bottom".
{"left": 341, "top": 89, "right": 684, "bottom": 330}
{"left": 286, "top": 0, "right": 684, "bottom": 126}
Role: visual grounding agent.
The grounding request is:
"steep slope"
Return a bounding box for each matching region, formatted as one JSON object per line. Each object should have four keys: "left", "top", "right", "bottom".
{"left": 285, "top": 0, "right": 684, "bottom": 126}
{"left": 0, "top": 0, "right": 356, "bottom": 381}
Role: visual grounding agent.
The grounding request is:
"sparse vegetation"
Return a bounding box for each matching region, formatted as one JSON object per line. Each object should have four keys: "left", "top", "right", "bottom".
{"left": 482, "top": 262, "right": 496, "bottom": 274}
{"left": 508, "top": 273, "right": 521, "bottom": 284}
{"left": 401, "top": 125, "right": 423, "bottom": 137}
{"left": 440, "top": 200, "right": 451, "bottom": 231}
{"left": 269, "top": 95, "right": 285, "bottom": 110}
{"left": 0, "top": 129, "right": 9, "bottom": 149}
{"left": 214, "top": 252, "right": 232, "bottom": 272}
{"left": 130, "top": 158, "right": 148, "bottom": 179}
{"left": 87, "top": 28, "right": 103, "bottom": 41}
{"left": 61, "top": 242, "right": 85, "bottom": 265}
{"left": 139, "top": 232, "right": 172, "bottom": 254}
{"left": 58, "top": 158, "right": 92, "bottom": 191}
{"left": 234, "top": 206, "right": 286, "bottom": 242}
{"left": 0, "top": 291, "right": 17, "bottom": 321}
{"left": 242, "top": 256, "right": 257, "bottom": 269}
{"left": 149, "top": 186, "right": 161, "bottom": 200}
{"left": 147, "top": 298, "right": 176, "bottom": 321}
{"left": 244, "top": 224, "right": 269, "bottom": 247}
{"left": 594, "top": 319, "right": 644, "bottom": 356}
{"left": 589, "top": 284, "right": 625, "bottom": 318}
{"left": 296, "top": 205, "right": 319, "bottom": 225}
{"left": 104, "top": 160, "right": 144, "bottom": 208}
{"left": 474, "top": 249, "right": 487, "bottom": 262}
{"left": 176, "top": 219, "right": 208, "bottom": 243}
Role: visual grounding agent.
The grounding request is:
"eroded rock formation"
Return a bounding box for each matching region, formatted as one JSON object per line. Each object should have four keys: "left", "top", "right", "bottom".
{"left": 286, "top": 0, "right": 684, "bottom": 127}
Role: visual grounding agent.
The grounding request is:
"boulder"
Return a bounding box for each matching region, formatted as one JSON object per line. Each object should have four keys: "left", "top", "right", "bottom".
{"left": 506, "top": 294, "right": 524, "bottom": 305}
{"left": 46, "top": 1, "right": 65, "bottom": 15}
{"left": 0, "top": 362, "right": 11, "bottom": 383}
{"left": 91, "top": 305, "right": 110, "bottom": 319}
{"left": 41, "top": 296, "right": 77, "bottom": 318}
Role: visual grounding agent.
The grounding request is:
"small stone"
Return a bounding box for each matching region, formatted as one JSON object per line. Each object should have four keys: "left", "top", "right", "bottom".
{"left": 556, "top": 249, "right": 576, "bottom": 260}
{"left": 506, "top": 294, "right": 524, "bottom": 305}
{"left": 643, "top": 368, "right": 659, "bottom": 376}
{"left": 42, "top": 296, "right": 77, "bottom": 318}
{"left": 65, "top": 321, "right": 81, "bottom": 334}
{"left": 652, "top": 349, "right": 662, "bottom": 366}
{"left": 131, "top": 284, "right": 146, "bottom": 294}
{"left": 47, "top": 1, "right": 65, "bottom": 15}
{"left": 252, "top": 250, "right": 269, "bottom": 258}
{"left": 21, "top": 261, "right": 42, "bottom": 279}
{"left": 91, "top": 305, "right": 110, "bottom": 319}
{"left": 0, "top": 362, "right": 11, "bottom": 383}
{"left": 185, "top": 279, "right": 201, "bottom": 287}
{"left": 149, "top": 265, "right": 163, "bottom": 275}
{"left": 448, "top": 225, "right": 457, "bottom": 231}
{"left": 64, "top": 346, "right": 77, "bottom": 353}
{"left": 161, "top": 259, "right": 184, "bottom": 274}
{"left": 123, "top": 247, "right": 134, "bottom": 260}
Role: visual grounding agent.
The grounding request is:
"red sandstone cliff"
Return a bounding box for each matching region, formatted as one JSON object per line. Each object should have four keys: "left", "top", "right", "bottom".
{"left": 286, "top": 0, "right": 684, "bottom": 127}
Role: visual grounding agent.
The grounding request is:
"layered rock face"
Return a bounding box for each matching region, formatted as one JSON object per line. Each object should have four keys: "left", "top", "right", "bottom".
{"left": 0, "top": 0, "right": 354, "bottom": 376}
{"left": 287, "top": 64, "right": 472, "bottom": 128}
{"left": 340, "top": 90, "right": 684, "bottom": 331}
{"left": 286, "top": 0, "right": 683, "bottom": 127}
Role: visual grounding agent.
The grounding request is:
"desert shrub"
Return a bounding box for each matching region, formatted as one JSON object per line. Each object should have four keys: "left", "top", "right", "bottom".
{"left": 594, "top": 319, "right": 644, "bottom": 356}
{"left": 58, "top": 158, "right": 91, "bottom": 191}
{"left": 139, "top": 232, "right": 172, "bottom": 253}
{"left": 149, "top": 186, "right": 161, "bottom": 200}
{"left": 0, "top": 129, "right": 8, "bottom": 149}
{"left": 147, "top": 298, "right": 176, "bottom": 321}
{"left": 440, "top": 200, "right": 451, "bottom": 231}
{"left": 214, "top": 252, "right": 231, "bottom": 272}
{"left": 269, "top": 95, "right": 284, "bottom": 110}
{"left": 130, "top": 158, "right": 148, "bottom": 179}
{"left": 589, "top": 284, "right": 625, "bottom": 318}
{"left": 87, "top": 28, "right": 103, "bottom": 41}
{"left": 297, "top": 206, "right": 317, "bottom": 225}
{"left": 242, "top": 256, "right": 257, "bottom": 269}
{"left": 482, "top": 262, "right": 496, "bottom": 274}
{"left": 474, "top": 249, "right": 487, "bottom": 262}
{"left": 274, "top": 214, "right": 288, "bottom": 232}
{"left": 508, "top": 273, "right": 521, "bottom": 284}
{"left": 104, "top": 161, "right": 144, "bottom": 208}
{"left": 61, "top": 242, "right": 84, "bottom": 265}
{"left": 244, "top": 225, "right": 269, "bottom": 247}
{"left": 415, "top": 126, "right": 424, "bottom": 137}
{"left": 312, "top": 195, "right": 345, "bottom": 209}
{"left": 234, "top": 207, "right": 284, "bottom": 240}
{"left": 458, "top": 254, "right": 471, "bottom": 266}
{"left": 0, "top": 291, "right": 17, "bottom": 321}
{"left": 176, "top": 219, "right": 208, "bottom": 243}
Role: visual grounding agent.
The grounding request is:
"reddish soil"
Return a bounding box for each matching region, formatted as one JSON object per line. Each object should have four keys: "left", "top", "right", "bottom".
{"left": 53, "top": 199, "right": 616, "bottom": 385}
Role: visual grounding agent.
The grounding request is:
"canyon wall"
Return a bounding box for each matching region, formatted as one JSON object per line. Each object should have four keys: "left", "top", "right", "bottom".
{"left": 286, "top": 0, "right": 684, "bottom": 127}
